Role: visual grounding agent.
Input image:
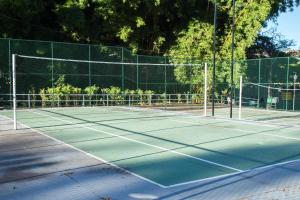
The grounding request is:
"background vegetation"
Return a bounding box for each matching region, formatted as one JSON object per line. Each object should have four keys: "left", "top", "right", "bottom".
{"left": 0, "top": 0, "right": 300, "bottom": 97}
{"left": 0, "top": 0, "right": 299, "bottom": 58}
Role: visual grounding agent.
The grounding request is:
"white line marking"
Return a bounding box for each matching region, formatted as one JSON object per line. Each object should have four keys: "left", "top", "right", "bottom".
{"left": 29, "top": 110, "right": 241, "bottom": 172}
{"left": 166, "top": 158, "right": 300, "bottom": 188}
{"left": 170, "top": 119, "right": 300, "bottom": 141}
{"left": 2, "top": 113, "right": 300, "bottom": 188}
{"left": 1, "top": 114, "right": 167, "bottom": 188}
{"left": 171, "top": 119, "right": 254, "bottom": 133}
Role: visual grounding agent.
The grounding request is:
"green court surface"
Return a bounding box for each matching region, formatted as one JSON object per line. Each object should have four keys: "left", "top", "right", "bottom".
{"left": 2, "top": 107, "right": 300, "bottom": 187}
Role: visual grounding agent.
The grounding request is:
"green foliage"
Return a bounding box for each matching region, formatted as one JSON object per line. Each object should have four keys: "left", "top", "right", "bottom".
{"left": 117, "top": 26, "right": 133, "bottom": 42}
{"left": 101, "top": 86, "right": 123, "bottom": 105}
{"left": 144, "top": 90, "right": 154, "bottom": 105}
{"left": 1, "top": 0, "right": 300, "bottom": 99}
{"left": 136, "top": 17, "right": 145, "bottom": 28}
{"left": 84, "top": 85, "right": 99, "bottom": 96}
{"left": 0, "top": 0, "right": 298, "bottom": 54}
{"left": 39, "top": 76, "right": 82, "bottom": 107}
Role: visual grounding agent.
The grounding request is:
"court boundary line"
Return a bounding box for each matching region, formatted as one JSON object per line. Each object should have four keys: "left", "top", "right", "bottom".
{"left": 116, "top": 105, "right": 295, "bottom": 128}
{"left": 116, "top": 105, "right": 300, "bottom": 130}
{"left": 2, "top": 112, "right": 300, "bottom": 188}
{"left": 29, "top": 110, "right": 241, "bottom": 172}
{"left": 170, "top": 119, "right": 300, "bottom": 142}
{"left": 206, "top": 114, "right": 297, "bottom": 128}
{"left": 0, "top": 114, "right": 167, "bottom": 188}
{"left": 166, "top": 158, "right": 300, "bottom": 188}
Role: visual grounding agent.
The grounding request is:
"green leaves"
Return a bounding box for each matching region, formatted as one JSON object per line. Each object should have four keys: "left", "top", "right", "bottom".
{"left": 117, "top": 26, "right": 133, "bottom": 42}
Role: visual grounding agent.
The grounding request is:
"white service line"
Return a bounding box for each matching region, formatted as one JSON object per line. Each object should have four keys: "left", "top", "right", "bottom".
{"left": 29, "top": 110, "right": 242, "bottom": 172}
{"left": 1, "top": 114, "right": 166, "bottom": 188}
{"left": 171, "top": 119, "right": 254, "bottom": 133}
{"left": 3, "top": 113, "right": 300, "bottom": 188}
{"left": 170, "top": 119, "right": 300, "bottom": 141}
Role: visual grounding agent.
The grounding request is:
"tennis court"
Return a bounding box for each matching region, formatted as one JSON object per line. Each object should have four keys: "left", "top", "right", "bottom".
{"left": 2, "top": 105, "right": 300, "bottom": 188}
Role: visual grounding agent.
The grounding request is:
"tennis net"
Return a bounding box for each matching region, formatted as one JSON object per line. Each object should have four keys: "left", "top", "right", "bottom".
{"left": 237, "top": 81, "right": 300, "bottom": 124}
{"left": 10, "top": 54, "right": 209, "bottom": 129}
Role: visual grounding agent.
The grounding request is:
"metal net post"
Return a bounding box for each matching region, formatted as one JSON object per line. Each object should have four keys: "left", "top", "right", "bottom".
{"left": 12, "top": 54, "right": 17, "bottom": 130}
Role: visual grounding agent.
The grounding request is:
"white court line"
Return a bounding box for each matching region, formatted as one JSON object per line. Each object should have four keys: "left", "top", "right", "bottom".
{"left": 166, "top": 158, "right": 300, "bottom": 188}
{"left": 115, "top": 105, "right": 287, "bottom": 128}
{"left": 171, "top": 119, "right": 254, "bottom": 134}
{"left": 0, "top": 114, "right": 167, "bottom": 188}
{"left": 29, "top": 110, "right": 241, "bottom": 172}
{"left": 3, "top": 113, "right": 300, "bottom": 188}
{"left": 170, "top": 119, "right": 300, "bottom": 142}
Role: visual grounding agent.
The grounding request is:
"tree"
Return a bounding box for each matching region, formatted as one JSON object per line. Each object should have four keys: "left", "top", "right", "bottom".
{"left": 247, "top": 28, "right": 296, "bottom": 58}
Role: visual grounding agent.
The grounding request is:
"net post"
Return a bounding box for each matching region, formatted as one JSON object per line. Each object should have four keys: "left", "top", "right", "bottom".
{"left": 239, "top": 76, "right": 243, "bottom": 120}
{"left": 12, "top": 54, "right": 17, "bottom": 130}
{"left": 204, "top": 63, "right": 208, "bottom": 117}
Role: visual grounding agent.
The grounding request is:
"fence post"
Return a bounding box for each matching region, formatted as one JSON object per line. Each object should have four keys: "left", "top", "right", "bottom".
{"left": 164, "top": 57, "right": 167, "bottom": 94}
{"left": 129, "top": 94, "right": 131, "bottom": 107}
{"left": 106, "top": 94, "right": 109, "bottom": 106}
{"left": 204, "top": 63, "right": 208, "bottom": 117}
{"left": 51, "top": 42, "right": 54, "bottom": 107}
{"left": 8, "top": 39, "right": 12, "bottom": 108}
{"left": 12, "top": 54, "right": 17, "bottom": 130}
{"left": 286, "top": 57, "right": 290, "bottom": 110}
{"left": 136, "top": 55, "right": 139, "bottom": 89}
{"left": 89, "top": 45, "right": 91, "bottom": 87}
{"left": 257, "top": 58, "right": 261, "bottom": 108}
{"left": 28, "top": 94, "right": 31, "bottom": 109}
{"left": 83, "top": 94, "right": 85, "bottom": 107}
{"left": 121, "top": 47, "right": 124, "bottom": 91}
{"left": 239, "top": 76, "right": 243, "bottom": 120}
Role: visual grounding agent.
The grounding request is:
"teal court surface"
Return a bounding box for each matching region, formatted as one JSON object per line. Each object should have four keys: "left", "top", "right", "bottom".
{"left": 1, "top": 106, "right": 300, "bottom": 188}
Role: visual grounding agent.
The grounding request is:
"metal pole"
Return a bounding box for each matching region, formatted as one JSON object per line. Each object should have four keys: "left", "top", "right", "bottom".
{"left": 239, "top": 76, "right": 243, "bottom": 120}
{"left": 51, "top": 42, "right": 54, "bottom": 88}
{"left": 12, "top": 54, "right": 17, "bottom": 130}
{"left": 204, "top": 63, "right": 208, "bottom": 117}
{"left": 293, "top": 73, "right": 297, "bottom": 111}
{"left": 164, "top": 57, "right": 167, "bottom": 94}
{"left": 8, "top": 39, "right": 12, "bottom": 108}
{"left": 212, "top": 0, "right": 217, "bottom": 116}
{"left": 89, "top": 45, "right": 91, "bottom": 87}
{"left": 230, "top": 0, "right": 236, "bottom": 118}
{"left": 286, "top": 57, "right": 290, "bottom": 110}
{"left": 257, "top": 59, "right": 261, "bottom": 108}
{"left": 136, "top": 55, "right": 139, "bottom": 89}
{"left": 28, "top": 94, "right": 31, "bottom": 109}
{"left": 189, "top": 63, "right": 192, "bottom": 93}
{"left": 51, "top": 42, "right": 54, "bottom": 106}
{"left": 121, "top": 47, "right": 124, "bottom": 90}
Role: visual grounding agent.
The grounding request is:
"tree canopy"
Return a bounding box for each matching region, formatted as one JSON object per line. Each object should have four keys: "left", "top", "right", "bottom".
{"left": 0, "top": 0, "right": 299, "bottom": 94}
{"left": 0, "top": 0, "right": 299, "bottom": 56}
